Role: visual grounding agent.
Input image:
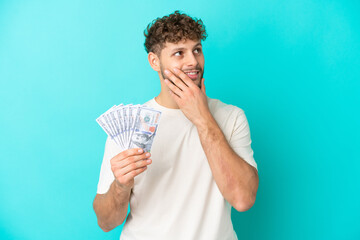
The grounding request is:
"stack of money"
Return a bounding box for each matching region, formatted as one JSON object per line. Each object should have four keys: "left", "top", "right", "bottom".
{"left": 96, "top": 104, "right": 162, "bottom": 152}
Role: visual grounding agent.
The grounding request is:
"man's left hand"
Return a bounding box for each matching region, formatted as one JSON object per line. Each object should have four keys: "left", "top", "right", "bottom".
{"left": 164, "top": 67, "right": 212, "bottom": 127}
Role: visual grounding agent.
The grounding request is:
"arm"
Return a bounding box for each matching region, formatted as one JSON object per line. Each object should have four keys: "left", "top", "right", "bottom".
{"left": 164, "top": 68, "right": 259, "bottom": 212}
{"left": 93, "top": 148, "right": 152, "bottom": 232}
{"left": 93, "top": 181, "right": 131, "bottom": 232}
{"left": 196, "top": 113, "right": 259, "bottom": 212}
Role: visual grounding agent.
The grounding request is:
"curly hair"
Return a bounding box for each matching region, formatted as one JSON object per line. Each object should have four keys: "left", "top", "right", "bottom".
{"left": 144, "top": 10, "right": 207, "bottom": 56}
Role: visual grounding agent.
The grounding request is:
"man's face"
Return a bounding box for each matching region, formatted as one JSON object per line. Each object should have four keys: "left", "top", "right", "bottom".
{"left": 158, "top": 39, "right": 205, "bottom": 88}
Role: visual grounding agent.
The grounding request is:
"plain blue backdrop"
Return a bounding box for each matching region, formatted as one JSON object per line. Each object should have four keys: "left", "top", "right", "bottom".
{"left": 0, "top": 0, "right": 359, "bottom": 239}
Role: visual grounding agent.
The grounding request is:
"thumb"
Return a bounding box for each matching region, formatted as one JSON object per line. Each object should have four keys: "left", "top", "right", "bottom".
{"left": 201, "top": 78, "right": 206, "bottom": 94}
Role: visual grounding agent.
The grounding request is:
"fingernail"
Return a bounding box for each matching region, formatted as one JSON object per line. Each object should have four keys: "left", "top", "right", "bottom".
{"left": 146, "top": 152, "right": 150, "bottom": 157}
{"left": 138, "top": 149, "right": 143, "bottom": 153}
{"left": 147, "top": 159, "right": 152, "bottom": 163}
{"left": 173, "top": 68, "right": 178, "bottom": 72}
{"left": 164, "top": 70, "right": 169, "bottom": 74}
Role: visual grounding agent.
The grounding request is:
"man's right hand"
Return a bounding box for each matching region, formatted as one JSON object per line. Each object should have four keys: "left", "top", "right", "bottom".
{"left": 110, "top": 148, "right": 152, "bottom": 191}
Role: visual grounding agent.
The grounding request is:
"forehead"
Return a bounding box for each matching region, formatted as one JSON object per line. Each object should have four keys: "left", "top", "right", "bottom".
{"left": 162, "top": 39, "right": 202, "bottom": 51}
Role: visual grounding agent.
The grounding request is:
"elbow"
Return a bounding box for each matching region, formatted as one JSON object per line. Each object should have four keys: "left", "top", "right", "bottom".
{"left": 93, "top": 195, "right": 118, "bottom": 233}
{"left": 233, "top": 168, "right": 259, "bottom": 212}
{"left": 93, "top": 210, "right": 120, "bottom": 233}
{"left": 233, "top": 199, "right": 255, "bottom": 212}
{"left": 232, "top": 190, "right": 257, "bottom": 212}
{"left": 98, "top": 222, "right": 113, "bottom": 232}
{"left": 98, "top": 218, "right": 125, "bottom": 232}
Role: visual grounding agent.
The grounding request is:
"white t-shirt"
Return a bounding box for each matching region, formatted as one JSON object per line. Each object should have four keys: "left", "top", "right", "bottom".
{"left": 96, "top": 97, "right": 258, "bottom": 240}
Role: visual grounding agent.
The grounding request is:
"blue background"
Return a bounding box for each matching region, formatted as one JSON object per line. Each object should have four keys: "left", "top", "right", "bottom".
{"left": 0, "top": 0, "right": 359, "bottom": 239}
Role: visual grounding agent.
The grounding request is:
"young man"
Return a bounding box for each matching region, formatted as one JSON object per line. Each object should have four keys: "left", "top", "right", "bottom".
{"left": 93, "top": 10, "right": 259, "bottom": 240}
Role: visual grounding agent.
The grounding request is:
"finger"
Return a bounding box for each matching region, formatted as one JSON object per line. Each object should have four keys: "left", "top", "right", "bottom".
{"left": 119, "top": 158, "right": 152, "bottom": 176}
{"left": 164, "top": 69, "right": 188, "bottom": 91}
{"left": 122, "top": 166, "right": 148, "bottom": 181}
{"left": 164, "top": 79, "right": 182, "bottom": 97}
{"left": 114, "top": 152, "right": 151, "bottom": 169}
{"left": 114, "top": 148, "right": 144, "bottom": 162}
{"left": 169, "top": 90, "right": 181, "bottom": 105}
{"left": 201, "top": 78, "right": 206, "bottom": 94}
{"left": 172, "top": 67, "right": 197, "bottom": 89}
{"left": 115, "top": 166, "right": 148, "bottom": 186}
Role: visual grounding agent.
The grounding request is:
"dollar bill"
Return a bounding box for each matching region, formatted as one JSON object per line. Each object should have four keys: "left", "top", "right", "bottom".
{"left": 96, "top": 104, "right": 161, "bottom": 152}
{"left": 128, "top": 107, "right": 162, "bottom": 152}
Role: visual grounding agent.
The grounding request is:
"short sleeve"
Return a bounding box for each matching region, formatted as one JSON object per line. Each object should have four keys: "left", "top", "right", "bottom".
{"left": 96, "top": 137, "right": 120, "bottom": 194}
{"left": 229, "top": 109, "right": 258, "bottom": 171}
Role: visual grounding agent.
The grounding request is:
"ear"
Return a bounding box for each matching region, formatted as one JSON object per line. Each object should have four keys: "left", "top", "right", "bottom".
{"left": 148, "top": 52, "right": 161, "bottom": 72}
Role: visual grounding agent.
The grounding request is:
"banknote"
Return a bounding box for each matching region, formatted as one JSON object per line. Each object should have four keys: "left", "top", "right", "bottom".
{"left": 96, "top": 104, "right": 161, "bottom": 152}
{"left": 128, "top": 107, "right": 162, "bottom": 152}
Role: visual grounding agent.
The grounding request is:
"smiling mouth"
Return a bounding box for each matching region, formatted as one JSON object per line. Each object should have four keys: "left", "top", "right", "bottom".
{"left": 184, "top": 70, "right": 200, "bottom": 80}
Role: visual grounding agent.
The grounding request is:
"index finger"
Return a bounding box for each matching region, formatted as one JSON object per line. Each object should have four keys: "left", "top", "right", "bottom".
{"left": 117, "top": 148, "right": 144, "bottom": 160}
{"left": 172, "top": 67, "right": 197, "bottom": 89}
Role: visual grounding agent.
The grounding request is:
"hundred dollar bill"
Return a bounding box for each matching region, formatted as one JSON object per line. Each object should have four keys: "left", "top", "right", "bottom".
{"left": 96, "top": 104, "right": 162, "bottom": 152}
{"left": 96, "top": 106, "right": 120, "bottom": 145}
{"left": 109, "top": 106, "right": 124, "bottom": 150}
{"left": 114, "top": 104, "right": 125, "bottom": 149}
{"left": 128, "top": 107, "right": 162, "bottom": 152}
{"left": 128, "top": 105, "right": 140, "bottom": 144}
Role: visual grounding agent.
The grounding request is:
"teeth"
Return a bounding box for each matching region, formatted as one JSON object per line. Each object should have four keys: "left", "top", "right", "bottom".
{"left": 186, "top": 72, "right": 198, "bottom": 75}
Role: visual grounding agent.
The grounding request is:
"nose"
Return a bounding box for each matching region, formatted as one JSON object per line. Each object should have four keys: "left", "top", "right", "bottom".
{"left": 184, "top": 52, "right": 198, "bottom": 68}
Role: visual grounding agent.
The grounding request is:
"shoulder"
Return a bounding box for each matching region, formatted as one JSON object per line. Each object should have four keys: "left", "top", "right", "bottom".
{"left": 143, "top": 98, "right": 155, "bottom": 108}
{"left": 104, "top": 136, "right": 123, "bottom": 159}
{"left": 207, "top": 97, "right": 248, "bottom": 138}
{"left": 207, "top": 97, "right": 244, "bottom": 118}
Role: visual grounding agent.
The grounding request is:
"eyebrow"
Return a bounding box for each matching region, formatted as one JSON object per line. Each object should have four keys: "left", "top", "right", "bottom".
{"left": 171, "top": 43, "right": 202, "bottom": 53}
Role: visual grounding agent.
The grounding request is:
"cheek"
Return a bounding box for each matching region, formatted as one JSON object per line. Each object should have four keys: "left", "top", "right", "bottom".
{"left": 199, "top": 58, "right": 205, "bottom": 67}
{"left": 162, "top": 62, "right": 181, "bottom": 71}
{"left": 172, "top": 62, "right": 183, "bottom": 70}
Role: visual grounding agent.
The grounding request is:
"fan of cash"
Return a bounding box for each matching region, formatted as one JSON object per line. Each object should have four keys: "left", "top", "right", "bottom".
{"left": 96, "top": 104, "right": 162, "bottom": 152}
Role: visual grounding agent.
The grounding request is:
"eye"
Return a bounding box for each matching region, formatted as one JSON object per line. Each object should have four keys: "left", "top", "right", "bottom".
{"left": 174, "top": 51, "right": 182, "bottom": 56}
{"left": 194, "top": 48, "right": 202, "bottom": 54}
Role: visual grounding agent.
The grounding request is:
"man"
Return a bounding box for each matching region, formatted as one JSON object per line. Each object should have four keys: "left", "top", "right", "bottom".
{"left": 93, "top": 10, "right": 259, "bottom": 240}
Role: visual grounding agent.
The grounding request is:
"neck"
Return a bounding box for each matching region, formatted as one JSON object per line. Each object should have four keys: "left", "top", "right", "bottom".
{"left": 155, "top": 91, "right": 180, "bottom": 109}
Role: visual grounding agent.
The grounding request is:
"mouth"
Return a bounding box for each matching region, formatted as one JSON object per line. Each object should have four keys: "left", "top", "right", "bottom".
{"left": 184, "top": 70, "right": 200, "bottom": 80}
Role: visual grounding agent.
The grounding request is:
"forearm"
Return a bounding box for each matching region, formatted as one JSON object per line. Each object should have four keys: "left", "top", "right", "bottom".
{"left": 93, "top": 181, "right": 131, "bottom": 231}
{"left": 196, "top": 115, "right": 258, "bottom": 211}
